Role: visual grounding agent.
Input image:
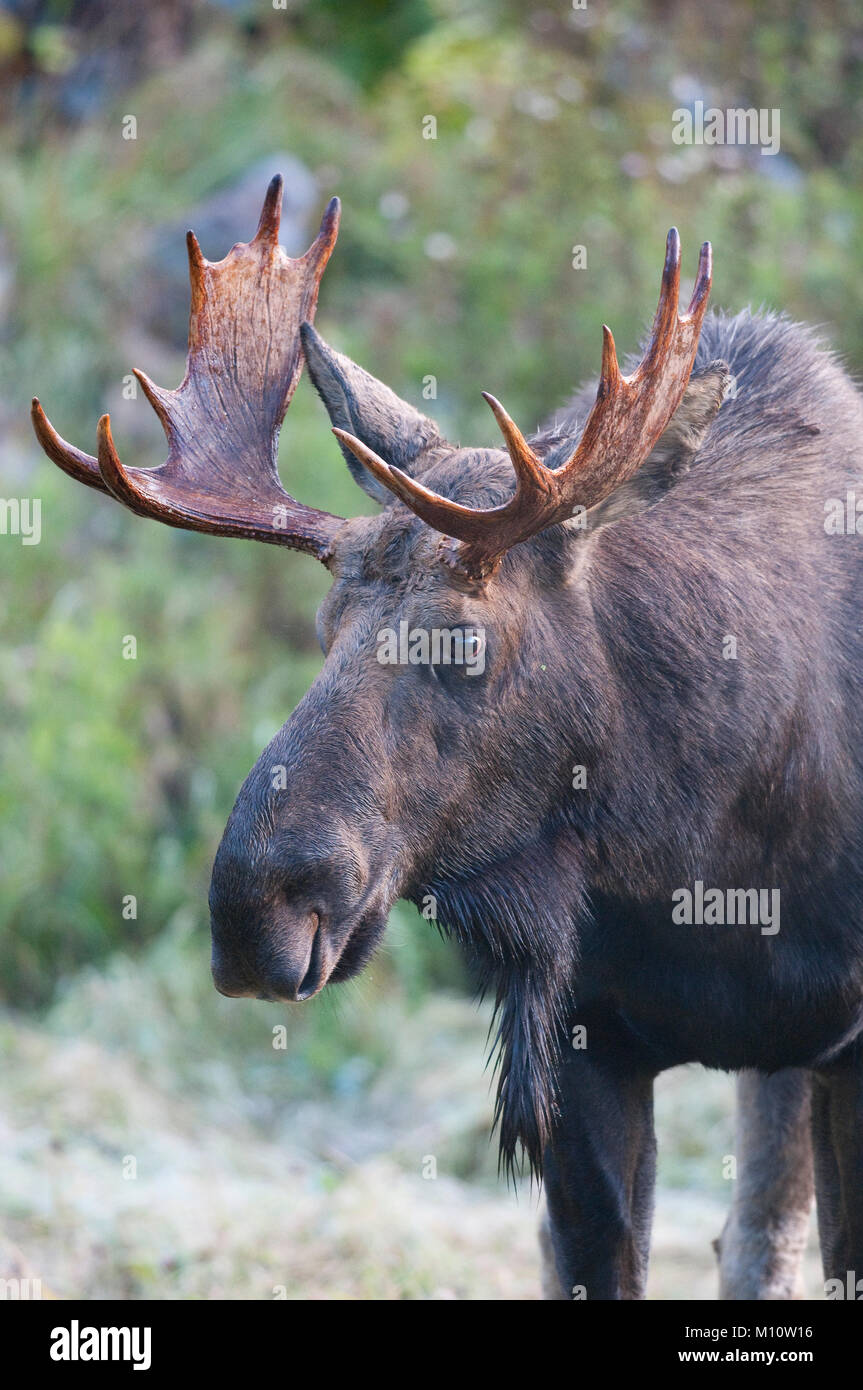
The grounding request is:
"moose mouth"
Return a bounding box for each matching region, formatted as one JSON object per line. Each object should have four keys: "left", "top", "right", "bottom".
{"left": 259, "top": 906, "right": 388, "bottom": 1002}
{"left": 212, "top": 902, "right": 389, "bottom": 1004}
{"left": 324, "top": 905, "right": 390, "bottom": 987}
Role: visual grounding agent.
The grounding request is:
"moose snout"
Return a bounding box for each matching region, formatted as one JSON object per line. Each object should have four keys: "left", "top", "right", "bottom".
{"left": 208, "top": 759, "right": 394, "bottom": 1003}
{"left": 208, "top": 822, "right": 376, "bottom": 1003}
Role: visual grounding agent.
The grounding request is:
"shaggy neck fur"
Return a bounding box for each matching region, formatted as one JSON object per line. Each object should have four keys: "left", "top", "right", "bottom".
{"left": 415, "top": 831, "right": 586, "bottom": 1179}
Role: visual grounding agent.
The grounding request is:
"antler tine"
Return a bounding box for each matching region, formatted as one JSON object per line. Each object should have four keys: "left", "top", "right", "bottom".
{"left": 303, "top": 195, "right": 341, "bottom": 269}
{"left": 686, "top": 241, "right": 713, "bottom": 319}
{"left": 634, "top": 226, "right": 681, "bottom": 380}
{"left": 339, "top": 232, "right": 713, "bottom": 579}
{"left": 131, "top": 368, "right": 172, "bottom": 430}
{"left": 31, "top": 397, "right": 111, "bottom": 495}
{"left": 480, "top": 393, "right": 551, "bottom": 492}
{"left": 333, "top": 390, "right": 557, "bottom": 545}
{"left": 32, "top": 179, "right": 347, "bottom": 562}
{"left": 253, "top": 173, "right": 283, "bottom": 246}
{"left": 332, "top": 427, "right": 490, "bottom": 536}
{"left": 598, "top": 325, "right": 621, "bottom": 397}
{"left": 97, "top": 413, "right": 145, "bottom": 512}
{"left": 185, "top": 229, "right": 207, "bottom": 323}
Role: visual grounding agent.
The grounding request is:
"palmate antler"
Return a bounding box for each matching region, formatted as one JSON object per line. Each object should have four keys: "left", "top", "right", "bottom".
{"left": 32, "top": 176, "right": 346, "bottom": 560}
{"left": 334, "top": 229, "right": 713, "bottom": 578}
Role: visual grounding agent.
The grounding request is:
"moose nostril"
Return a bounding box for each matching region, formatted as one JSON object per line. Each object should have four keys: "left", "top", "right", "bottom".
{"left": 296, "top": 912, "right": 325, "bottom": 1001}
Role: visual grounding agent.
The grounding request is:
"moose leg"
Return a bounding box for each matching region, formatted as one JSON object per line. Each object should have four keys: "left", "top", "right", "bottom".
{"left": 538, "top": 1204, "right": 568, "bottom": 1299}
{"left": 542, "top": 1016, "right": 656, "bottom": 1300}
{"left": 715, "top": 1069, "right": 813, "bottom": 1299}
{"left": 811, "top": 1041, "right": 863, "bottom": 1292}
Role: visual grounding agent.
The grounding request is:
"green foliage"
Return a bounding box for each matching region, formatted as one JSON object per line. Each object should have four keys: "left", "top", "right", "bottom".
{"left": 290, "top": 0, "right": 436, "bottom": 90}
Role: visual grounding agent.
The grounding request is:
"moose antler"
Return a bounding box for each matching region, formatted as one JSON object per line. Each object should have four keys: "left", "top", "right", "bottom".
{"left": 32, "top": 176, "right": 346, "bottom": 561}
{"left": 334, "top": 229, "right": 712, "bottom": 578}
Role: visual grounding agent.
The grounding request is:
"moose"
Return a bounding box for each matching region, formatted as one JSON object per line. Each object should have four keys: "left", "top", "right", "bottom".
{"left": 33, "top": 176, "right": 863, "bottom": 1300}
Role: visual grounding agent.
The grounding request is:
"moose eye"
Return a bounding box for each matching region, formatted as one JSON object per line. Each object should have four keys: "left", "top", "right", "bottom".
{"left": 428, "top": 626, "right": 487, "bottom": 684}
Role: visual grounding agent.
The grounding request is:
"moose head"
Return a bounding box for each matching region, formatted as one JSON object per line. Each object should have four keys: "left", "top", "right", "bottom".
{"left": 33, "top": 176, "right": 718, "bottom": 1168}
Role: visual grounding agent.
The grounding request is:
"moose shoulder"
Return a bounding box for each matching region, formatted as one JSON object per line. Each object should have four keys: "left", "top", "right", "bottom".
{"left": 33, "top": 176, "right": 863, "bottom": 1301}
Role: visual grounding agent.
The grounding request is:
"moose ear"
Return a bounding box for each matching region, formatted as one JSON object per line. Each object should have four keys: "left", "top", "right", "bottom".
{"left": 580, "top": 360, "right": 733, "bottom": 531}
{"left": 300, "top": 322, "right": 443, "bottom": 503}
{"left": 642, "top": 359, "right": 732, "bottom": 476}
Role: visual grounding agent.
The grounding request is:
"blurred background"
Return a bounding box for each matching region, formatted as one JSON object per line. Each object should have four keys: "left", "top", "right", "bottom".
{"left": 1, "top": 0, "right": 860, "bottom": 1299}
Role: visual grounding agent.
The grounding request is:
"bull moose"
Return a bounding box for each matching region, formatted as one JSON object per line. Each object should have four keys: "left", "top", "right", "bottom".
{"left": 32, "top": 176, "right": 863, "bottom": 1300}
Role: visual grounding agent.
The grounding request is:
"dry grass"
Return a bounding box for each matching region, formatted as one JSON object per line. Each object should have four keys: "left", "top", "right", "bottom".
{"left": 0, "top": 929, "right": 823, "bottom": 1300}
